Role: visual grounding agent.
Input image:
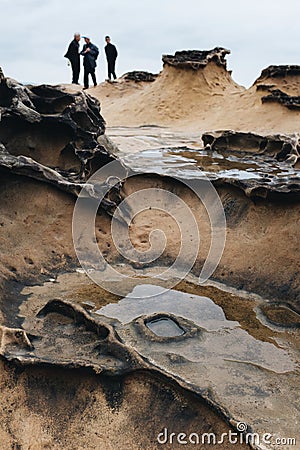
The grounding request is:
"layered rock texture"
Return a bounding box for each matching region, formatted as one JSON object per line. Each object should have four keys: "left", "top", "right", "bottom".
{"left": 255, "top": 65, "right": 300, "bottom": 110}
{"left": 202, "top": 130, "right": 300, "bottom": 165}
{"left": 0, "top": 74, "right": 129, "bottom": 215}
{"left": 0, "top": 74, "right": 112, "bottom": 181}
{"left": 162, "top": 47, "right": 231, "bottom": 70}
{"left": 122, "top": 71, "right": 158, "bottom": 82}
{"left": 0, "top": 72, "right": 127, "bottom": 285}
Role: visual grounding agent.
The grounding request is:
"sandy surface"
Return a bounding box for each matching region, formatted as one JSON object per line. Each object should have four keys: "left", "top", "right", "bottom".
{"left": 90, "top": 62, "right": 300, "bottom": 134}
{"left": 0, "top": 361, "right": 250, "bottom": 450}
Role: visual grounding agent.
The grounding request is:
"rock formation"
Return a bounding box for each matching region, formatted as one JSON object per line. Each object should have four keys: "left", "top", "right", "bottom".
{"left": 162, "top": 47, "right": 231, "bottom": 70}
{"left": 0, "top": 66, "right": 299, "bottom": 450}
{"left": 0, "top": 299, "right": 143, "bottom": 375}
{"left": 255, "top": 65, "right": 300, "bottom": 110}
{"left": 258, "top": 65, "right": 300, "bottom": 78}
{"left": 96, "top": 52, "right": 300, "bottom": 131}
{"left": 261, "top": 88, "right": 300, "bottom": 110}
{"left": 0, "top": 75, "right": 127, "bottom": 217}
{"left": 0, "top": 66, "right": 4, "bottom": 82}
{"left": 122, "top": 71, "right": 158, "bottom": 82}
{"left": 202, "top": 130, "right": 300, "bottom": 163}
{"left": 0, "top": 76, "right": 109, "bottom": 175}
{"left": 199, "top": 130, "right": 300, "bottom": 197}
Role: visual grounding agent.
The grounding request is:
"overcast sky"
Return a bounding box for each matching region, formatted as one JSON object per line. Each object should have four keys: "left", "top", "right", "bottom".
{"left": 0, "top": 0, "right": 299, "bottom": 87}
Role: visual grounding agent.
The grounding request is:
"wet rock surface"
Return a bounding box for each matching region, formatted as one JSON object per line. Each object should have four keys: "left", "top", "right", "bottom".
{"left": 121, "top": 142, "right": 300, "bottom": 199}
{"left": 0, "top": 299, "right": 142, "bottom": 376}
{"left": 145, "top": 315, "right": 186, "bottom": 337}
{"left": 162, "top": 48, "right": 230, "bottom": 70}
{"left": 109, "top": 127, "right": 300, "bottom": 199}
{"left": 199, "top": 130, "right": 300, "bottom": 197}
{"left": 122, "top": 71, "right": 158, "bottom": 82}
{"left": 1, "top": 275, "right": 298, "bottom": 449}
{"left": 202, "top": 130, "right": 300, "bottom": 157}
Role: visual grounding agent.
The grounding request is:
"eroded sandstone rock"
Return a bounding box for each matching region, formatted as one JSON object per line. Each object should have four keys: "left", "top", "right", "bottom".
{"left": 122, "top": 71, "right": 158, "bottom": 82}
{"left": 258, "top": 65, "right": 300, "bottom": 79}
{"left": 199, "top": 130, "right": 300, "bottom": 197}
{"left": 0, "top": 77, "right": 110, "bottom": 176}
{"left": 162, "top": 48, "right": 231, "bottom": 70}
{"left": 255, "top": 65, "right": 300, "bottom": 110}
{"left": 261, "top": 88, "right": 300, "bottom": 110}
{"left": 0, "top": 299, "right": 143, "bottom": 376}
{"left": 202, "top": 130, "right": 300, "bottom": 163}
{"left": 0, "top": 75, "right": 127, "bottom": 217}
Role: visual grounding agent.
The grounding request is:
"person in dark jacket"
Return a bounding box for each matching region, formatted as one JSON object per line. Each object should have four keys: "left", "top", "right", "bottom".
{"left": 64, "top": 33, "right": 81, "bottom": 84}
{"left": 105, "top": 36, "right": 118, "bottom": 81}
{"left": 80, "top": 37, "right": 99, "bottom": 89}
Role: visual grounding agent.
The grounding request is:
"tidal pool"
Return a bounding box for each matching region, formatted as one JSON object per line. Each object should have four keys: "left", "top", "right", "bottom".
{"left": 121, "top": 147, "right": 300, "bottom": 191}
{"left": 145, "top": 316, "right": 185, "bottom": 337}
{"left": 4, "top": 271, "right": 298, "bottom": 450}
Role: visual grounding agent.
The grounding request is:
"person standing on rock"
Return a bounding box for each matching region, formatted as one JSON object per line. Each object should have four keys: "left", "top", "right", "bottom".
{"left": 64, "top": 33, "right": 81, "bottom": 84}
{"left": 105, "top": 36, "right": 118, "bottom": 81}
{"left": 81, "top": 36, "right": 99, "bottom": 89}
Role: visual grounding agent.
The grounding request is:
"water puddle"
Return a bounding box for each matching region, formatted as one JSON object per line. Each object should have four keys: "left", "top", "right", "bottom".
{"left": 4, "top": 270, "right": 299, "bottom": 446}
{"left": 18, "top": 270, "right": 299, "bottom": 350}
{"left": 96, "top": 283, "right": 239, "bottom": 332}
{"left": 96, "top": 284, "right": 297, "bottom": 373}
{"left": 121, "top": 147, "right": 300, "bottom": 189}
{"left": 107, "top": 127, "right": 202, "bottom": 154}
{"left": 146, "top": 316, "right": 185, "bottom": 337}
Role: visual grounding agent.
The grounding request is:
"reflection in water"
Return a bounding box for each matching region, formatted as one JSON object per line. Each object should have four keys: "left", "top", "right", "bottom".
{"left": 146, "top": 316, "right": 185, "bottom": 337}
{"left": 19, "top": 274, "right": 299, "bottom": 443}
{"left": 96, "top": 284, "right": 296, "bottom": 374}
{"left": 95, "top": 284, "right": 299, "bottom": 442}
{"left": 121, "top": 147, "right": 299, "bottom": 186}
{"left": 96, "top": 283, "right": 239, "bottom": 331}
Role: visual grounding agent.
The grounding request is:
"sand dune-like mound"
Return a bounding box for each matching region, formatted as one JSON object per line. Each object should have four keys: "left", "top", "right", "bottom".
{"left": 94, "top": 48, "right": 243, "bottom": 128}
{"left": 93, "top": 48, "right": 300, "bottom": 133}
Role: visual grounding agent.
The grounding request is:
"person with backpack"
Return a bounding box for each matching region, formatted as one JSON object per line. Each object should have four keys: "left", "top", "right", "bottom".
{"left": 80, "top": 36, "right": 99, "bottom": 89}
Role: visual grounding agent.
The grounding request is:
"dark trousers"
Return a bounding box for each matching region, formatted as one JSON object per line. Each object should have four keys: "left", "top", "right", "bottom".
{"left": 107, "top": 59, "right": 117, "bottom": 80}
{"left": 84, "top": 66, "right": 97, "bottom": 88}
{"left": 71, "top": 60, "right": 80, "bottom": 84}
